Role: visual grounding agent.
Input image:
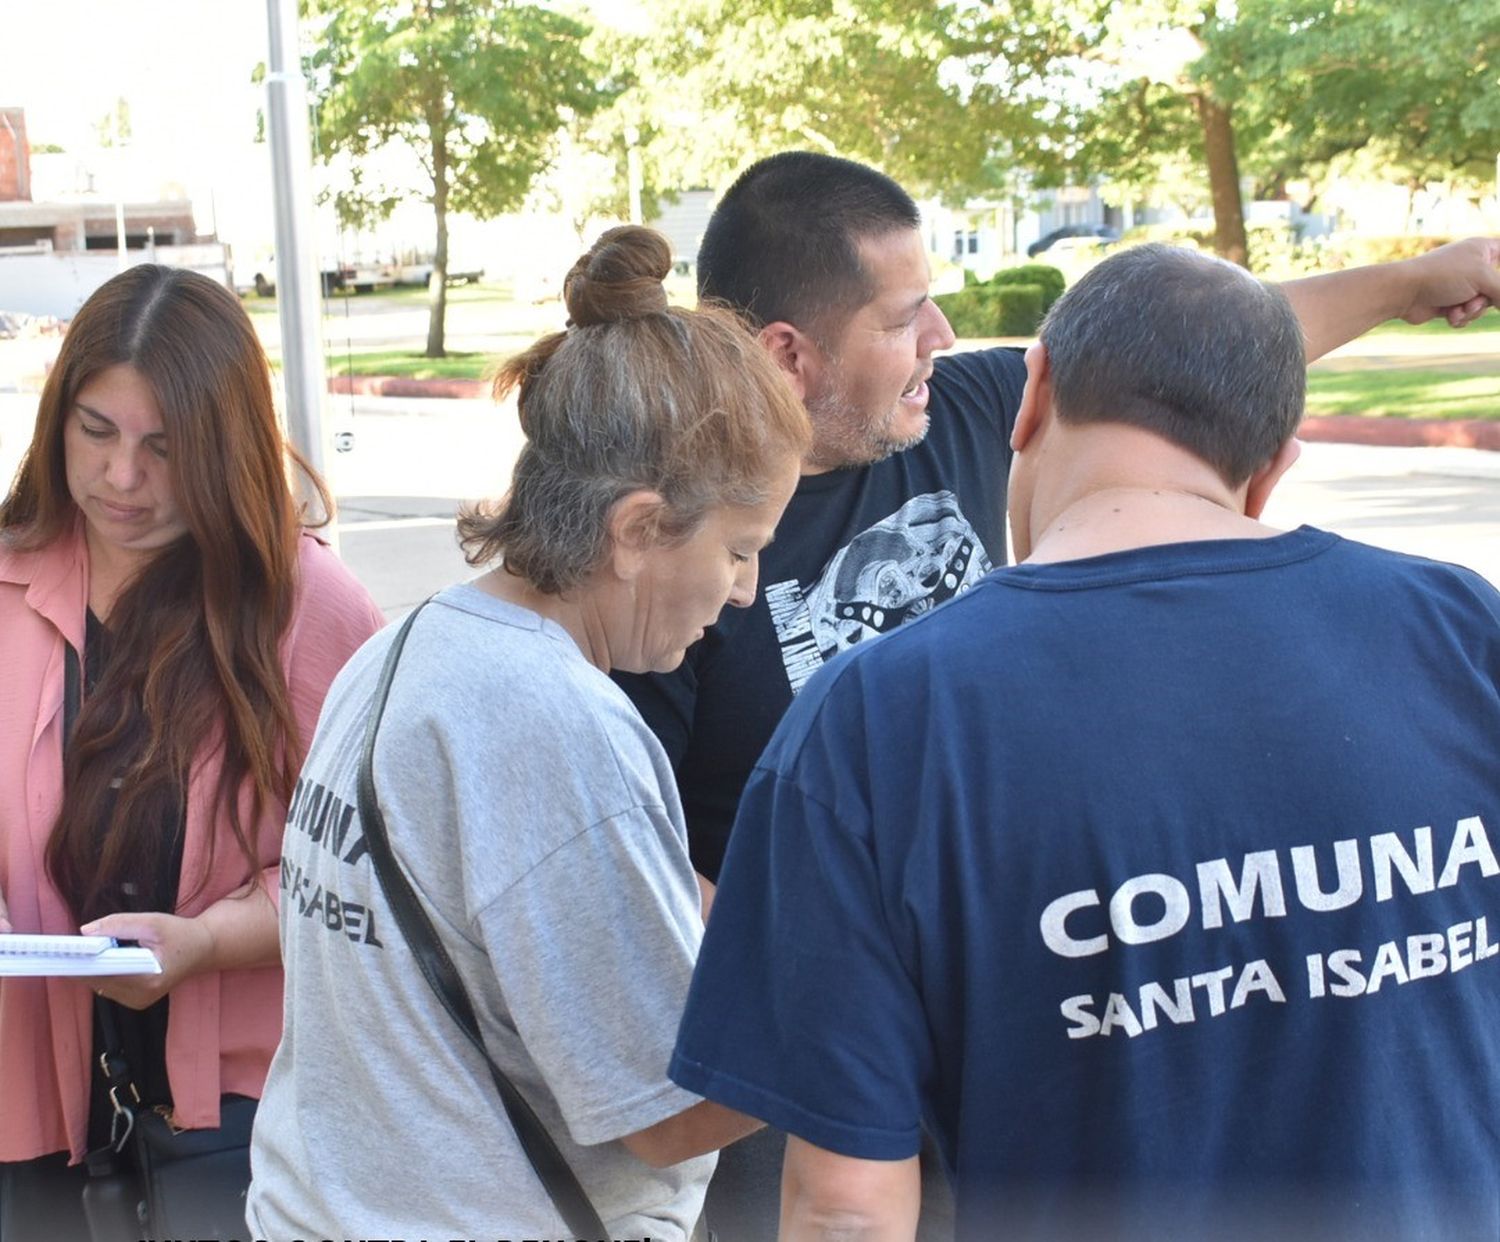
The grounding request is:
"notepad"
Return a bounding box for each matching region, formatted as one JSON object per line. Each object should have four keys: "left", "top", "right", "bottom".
{"left": 0, "top": 934, "right": 162, "bottom": 977}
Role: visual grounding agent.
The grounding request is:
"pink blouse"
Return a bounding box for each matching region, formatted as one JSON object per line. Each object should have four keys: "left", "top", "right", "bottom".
{"left": 0, "top": 525, "right": 384, "bottom": 1162}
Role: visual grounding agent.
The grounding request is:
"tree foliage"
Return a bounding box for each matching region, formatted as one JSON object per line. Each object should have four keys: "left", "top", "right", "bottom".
{"left": 611, "top": 0, "right": 1497, "bottom": 271}
{"left": 580, "top": 0, "right": 1074, "bottom": 207}
{"left": 304, "top": 0, "right": 606, "bottom": 354}
{"left": 1231, "top": 0, "right": 1500, "bottom": 192}
{"left": 95, "top": 97, "right": 133, "bottom": 148}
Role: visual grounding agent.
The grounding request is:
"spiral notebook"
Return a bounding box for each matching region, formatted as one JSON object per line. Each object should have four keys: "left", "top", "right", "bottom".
{"left": 0, "top": 934, "right": 162, "bottom": 977}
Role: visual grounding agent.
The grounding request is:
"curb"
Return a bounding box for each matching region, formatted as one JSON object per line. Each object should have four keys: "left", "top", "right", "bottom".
{"left": 1298, "top": 416, "right": 1500, "bottom": 452}
{"left": 329, "top": 374, "right": 489, "bottom": 399}
{"left": 328, "top": 374, "right": 1500, "bottom": 453}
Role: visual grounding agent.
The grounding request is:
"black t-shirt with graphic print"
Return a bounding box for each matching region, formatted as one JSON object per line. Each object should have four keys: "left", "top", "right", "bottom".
{"left": 615, "top": 346, "right": 1026, "bottom": 880}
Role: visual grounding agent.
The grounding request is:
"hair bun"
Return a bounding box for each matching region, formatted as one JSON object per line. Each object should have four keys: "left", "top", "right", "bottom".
{"left": 564, "top": 225, "right": 672, "bottom": 327}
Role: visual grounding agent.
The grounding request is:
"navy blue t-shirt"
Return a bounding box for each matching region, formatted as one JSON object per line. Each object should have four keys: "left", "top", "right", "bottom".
{"left": 615, "top": 345, "right": 1025, "bottom": 879}
{"left": 672, "top": 529, "right": 1500, "bottom": 1241}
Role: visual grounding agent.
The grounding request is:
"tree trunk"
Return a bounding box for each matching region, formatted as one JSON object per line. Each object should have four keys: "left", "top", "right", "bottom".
{"left": 1194, "top": 92, "right": 1249, "bottom": 269}
{"left": 425, "top": 112, "right": 450, "bottom": 359}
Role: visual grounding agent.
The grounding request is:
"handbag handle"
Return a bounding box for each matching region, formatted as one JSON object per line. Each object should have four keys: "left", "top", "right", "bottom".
{"left": 356, "top": 601, "right": 609, "bottom": 1240}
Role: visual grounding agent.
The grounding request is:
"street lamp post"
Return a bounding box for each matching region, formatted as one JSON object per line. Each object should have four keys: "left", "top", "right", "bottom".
{"left": 264, "top": 0, "right": 335, "bottom": 545}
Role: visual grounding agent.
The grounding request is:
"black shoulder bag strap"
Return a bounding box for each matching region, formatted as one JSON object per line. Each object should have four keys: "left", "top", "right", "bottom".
{"left": 355, "top": 601, "right": 609, "bottom": 1241}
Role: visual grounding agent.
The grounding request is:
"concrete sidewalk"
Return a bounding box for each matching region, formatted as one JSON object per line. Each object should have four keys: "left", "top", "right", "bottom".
{"left": 332, "top": 435, "right": 1500, "bottom": 622}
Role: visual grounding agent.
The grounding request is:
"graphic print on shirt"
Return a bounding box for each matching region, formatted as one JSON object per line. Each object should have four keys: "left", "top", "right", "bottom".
{"left": 1039, "top": 814, "right": 1499, "bottom": 1044}
{"left": 765, "top": 491, "right": 992, "bottom": 694}
{"left": 280, "top": 774, "right": 386, "bottom": 948}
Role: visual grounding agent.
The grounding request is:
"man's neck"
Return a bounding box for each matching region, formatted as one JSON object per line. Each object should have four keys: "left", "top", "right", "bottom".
{"left": 1025, "top": 484, "right": 1276, "bottom": 565}
{"left": 1018, "top": 422, "right": 1286, "bottom": 564}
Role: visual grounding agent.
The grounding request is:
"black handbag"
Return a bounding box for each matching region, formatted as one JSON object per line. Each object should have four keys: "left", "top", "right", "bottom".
{"left": 64, "top": 644, "right": 258, "bottom": 1242}
{"left": 131, "top": 1095, "right": 258, "bottom": 1239}
{"left": 81, "top": 1067, "right": 257, "bottom": 1242}
{"left": 357, "top": 600, "right": 609, "bottom": 1241}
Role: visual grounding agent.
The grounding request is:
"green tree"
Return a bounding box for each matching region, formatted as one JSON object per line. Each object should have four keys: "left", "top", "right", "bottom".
{"left": 95, "top": 97, "right": 133, "bottom": 148}
{"left": 1066, "top": 1, "right": 1256, "bottom": 266}
{"left": 1232, "top": 0, "right": 1500, "bottom": 201}
{"left": 304, "top": 0, "right": 607, "bottom": 355}
{"left": 579, "top": 0, "right": 1067, "bottom": 210}
{"left": 621, "top": 0, "right": 1497, "bottom": 271}
{"left": 1037, "top": 0, "right": 1500, "bottom": 265}
{"left": 616, "top": 0, "right": 1255, "bottom": 257}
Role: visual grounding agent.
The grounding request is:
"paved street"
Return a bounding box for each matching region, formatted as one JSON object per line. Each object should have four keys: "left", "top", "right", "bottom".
{"left": 4, "top": 392, "right": 1497, "bottom": 620}
{"left": 1261, "top": 442, "right": 1500, "bottom": 585}
{"left": 325, "top": 398, "right": 1500, "bottom": 616}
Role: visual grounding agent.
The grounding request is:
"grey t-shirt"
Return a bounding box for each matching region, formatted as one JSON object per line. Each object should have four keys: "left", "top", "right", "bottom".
{"left": 248, "top": 584, "right": 713, "bottom": 1240}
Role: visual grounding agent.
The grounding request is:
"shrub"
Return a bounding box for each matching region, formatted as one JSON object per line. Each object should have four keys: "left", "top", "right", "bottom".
{"left": 992, "top": 284, "right": 1045, "bottom": 336}
{"left": 935, "top": 284, "right": 1047, "bottom": 337}
{"left": 1118, "top": 224, "right": 1453, "bottom": 278}
{"left": 990, "top": 263, "right": 1066, "bottom": 311}
{"left": 1327, "top": 235, "right": 1452, "bottom": 268}
{"left": 1125, "top": 222, "right": 1217, "bottom": 251}
{"left": 934, "top": 287, "right": 993, "bottom": 337}
{"left": 937, "top": 263, "right": 1061, "bottom": 338}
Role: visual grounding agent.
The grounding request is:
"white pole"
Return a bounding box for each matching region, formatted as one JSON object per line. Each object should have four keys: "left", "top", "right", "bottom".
{"left": 114, "top": 195, "right": 127, "bottom": 272}
{"left": 264, "top": 0, "right": 336, "bottom": 546}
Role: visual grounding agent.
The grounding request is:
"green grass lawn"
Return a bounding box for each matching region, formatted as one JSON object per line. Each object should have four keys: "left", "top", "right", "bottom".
{"left": 1366, "top": 311, "right": 1500, "bottom": 337}
{"left": 1306, "top": 369, "right": 1499, "bottom": 419}
{"left": 324, "top": 349, "right": 503, "bottom": 380}
{"left": 326, "top": 346, "right": 1494, "bottom": 418}
{"left": 322, "top": 350, "right": 1494, "bottom": 418}
{"left": 257, "top": 287, "right": 1497, "bottom": 418}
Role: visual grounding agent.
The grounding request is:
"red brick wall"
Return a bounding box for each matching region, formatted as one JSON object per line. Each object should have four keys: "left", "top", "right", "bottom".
{"left": 0, "top": 108, "right": 31, "bottom": 202}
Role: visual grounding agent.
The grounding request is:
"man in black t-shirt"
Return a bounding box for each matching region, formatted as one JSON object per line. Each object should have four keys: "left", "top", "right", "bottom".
{"left": 615, "top": 156, "right": 1026, "bottom": 886}
{"left": 615, "top": 154, "right": 1025, "bottom": 1242}
{"left": 613, "top": 151, "right": 1500, "bottom": 1240}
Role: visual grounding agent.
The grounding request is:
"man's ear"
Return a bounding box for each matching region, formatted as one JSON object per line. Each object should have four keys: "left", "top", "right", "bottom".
{"left": 1244, "top": 437, "right": 1302, "bottom": 519}
{"left": 758, "top": 321, "right": 821, "bottom": 402}
{"left": 1012, "top": 342, "right": 1053, "bottom": 453}
{"left": 606, "top": 489, "right": 667, "bottom": 581}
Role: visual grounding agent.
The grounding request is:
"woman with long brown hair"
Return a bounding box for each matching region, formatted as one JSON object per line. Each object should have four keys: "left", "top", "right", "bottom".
{"left": 0, "top": 264, "right": 384, "bottom": 1239}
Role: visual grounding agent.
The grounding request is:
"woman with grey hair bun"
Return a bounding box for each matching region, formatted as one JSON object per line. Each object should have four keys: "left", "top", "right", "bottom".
{"left": 247, "top": 226, "right": 810, "bottom": 1242}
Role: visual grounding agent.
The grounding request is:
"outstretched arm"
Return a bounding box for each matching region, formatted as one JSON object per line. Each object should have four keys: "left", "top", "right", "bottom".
{"left": 1280, "top": 237, "right": 1500, "bottom": 362}
{"left": 780, "top": 1138, "right": 921, "bottom": 1242}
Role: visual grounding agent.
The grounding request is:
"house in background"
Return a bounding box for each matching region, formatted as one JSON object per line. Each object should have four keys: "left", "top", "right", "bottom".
{"left": 647, "top": 189, "right": 714, "bottom": 274}
{"left": 0, "top": 107, "right": 229, "bottom": 318}
{"left": 923, "top": 183, "right": 1163, "bottom": 281}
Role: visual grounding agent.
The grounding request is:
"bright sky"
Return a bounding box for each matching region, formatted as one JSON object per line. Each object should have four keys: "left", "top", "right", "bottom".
{"left": 4, "top": 1, "right": 267, "bottom": 159}
{"left": 2, "top": 0, "right": 273, "bottom": 247}
{"left": 2, "top": 0, "right": 645, "bottom": 249}
{"left": 3, "top": 0, "right": 645, "bottom": 150}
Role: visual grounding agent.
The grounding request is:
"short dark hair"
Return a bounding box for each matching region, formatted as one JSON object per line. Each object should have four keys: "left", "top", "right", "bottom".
{"left": 1040, "top": 244, "right": 1305, "bottom": 485}
{"left": 697, "top": 151, "right": 921, "bottom": 340}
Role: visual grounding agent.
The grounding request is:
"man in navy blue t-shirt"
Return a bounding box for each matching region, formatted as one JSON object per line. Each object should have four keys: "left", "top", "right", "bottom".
{"left": 671, "top": 243, "right": 1500, "bottom": 1241}
{"left": 624, "top": 151, "right": 1500, "bottom": 1241}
